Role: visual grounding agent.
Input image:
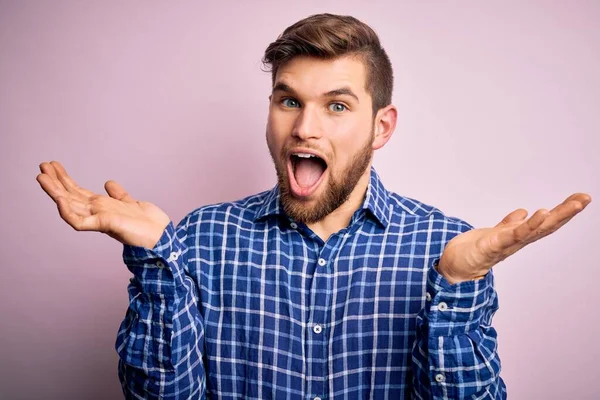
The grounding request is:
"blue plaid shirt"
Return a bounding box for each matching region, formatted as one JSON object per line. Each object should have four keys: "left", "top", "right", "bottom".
{"left": 116, "top": 167, "right": 506, "bottom": 399}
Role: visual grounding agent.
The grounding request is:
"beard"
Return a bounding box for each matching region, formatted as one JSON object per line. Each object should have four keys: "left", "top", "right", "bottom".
{"left": 269, "top": 128, "right": 375, "bottom": 224}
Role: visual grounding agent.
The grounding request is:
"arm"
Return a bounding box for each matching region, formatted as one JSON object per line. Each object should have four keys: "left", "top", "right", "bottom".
{"left": 116, "top": 218, "right": 206, "bottom": 399}
{"left": 411, "top": 262, "right": 506, "bottom": 399}
{"left": 412, "top": 191, "right": 591, "bottom": 398}
{"left": 35, "top": 161, "right": 207, "bottom": 398}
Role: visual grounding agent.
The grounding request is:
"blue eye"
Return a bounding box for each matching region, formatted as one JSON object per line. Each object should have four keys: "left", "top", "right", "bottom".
{"left": 281, "top": 98, "right": 300, "bottom": 108}
{"left": 329, "top": 103, "right": 347, "bottom": 113}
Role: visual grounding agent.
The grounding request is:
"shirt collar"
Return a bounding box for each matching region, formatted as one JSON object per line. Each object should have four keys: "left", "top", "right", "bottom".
{"left": 254, "top": 166, "right": 390, "bottom": 228}
{"left": 361, "top": 166, "right": 391, "bottom": 228}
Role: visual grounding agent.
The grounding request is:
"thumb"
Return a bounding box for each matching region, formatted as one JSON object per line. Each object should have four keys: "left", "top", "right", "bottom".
{"left": 495, "top": 208, "right": 528, "bottom": 227}
{"left": 104, "top": 180, "right": 136, "bottom": 203}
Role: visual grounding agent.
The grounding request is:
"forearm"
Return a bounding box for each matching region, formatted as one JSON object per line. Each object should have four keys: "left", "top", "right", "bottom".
{"left": 412, "top": 262, "right": 506, "bottom": 399}
{"left": 116, "top": 221, "right": 206, "bottom": 399}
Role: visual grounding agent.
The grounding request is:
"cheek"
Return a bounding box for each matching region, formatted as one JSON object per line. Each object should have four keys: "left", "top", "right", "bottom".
{"left": 332, "top": 143, "right": 354, "bottom": 169}
{"left": 265, "top": 128, "right": 277, "bottom": 155}
{"left": 267, "top": 112, "right": 292, "bottom": 140}
{"left": 270, "top": 110, "right": 292, "bottom": 132}
{"left": 329, "top": 123, "right": 370, "bottom": 169}
{"left": 266, "top": 116, "right": 284, "bottom": 154}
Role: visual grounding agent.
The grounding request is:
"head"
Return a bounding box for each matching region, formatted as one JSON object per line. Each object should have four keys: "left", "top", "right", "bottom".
{"left": 263, "top": 13, "right": 397, "bottom": 224}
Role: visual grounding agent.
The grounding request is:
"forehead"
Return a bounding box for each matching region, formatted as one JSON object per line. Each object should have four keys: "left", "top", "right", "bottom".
{"left": 274, "top": 55, "right": 369, "bottom": 98}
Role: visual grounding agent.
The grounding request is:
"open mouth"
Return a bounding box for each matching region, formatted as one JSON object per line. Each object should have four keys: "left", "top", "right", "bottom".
{"left": 288, "top": 152, "right": 328, "bottom": 198}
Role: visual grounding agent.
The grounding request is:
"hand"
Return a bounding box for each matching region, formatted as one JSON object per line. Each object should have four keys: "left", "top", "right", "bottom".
{"left": 36, "top": 161, "right": 171, "bottom": 249}
{"left": 437, "top": 193, "right": 592, "bottom": 284}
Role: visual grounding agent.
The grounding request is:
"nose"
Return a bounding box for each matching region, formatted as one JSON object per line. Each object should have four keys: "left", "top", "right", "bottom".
{"left": 292, "top": 106, "right": 322, "bottom": 141}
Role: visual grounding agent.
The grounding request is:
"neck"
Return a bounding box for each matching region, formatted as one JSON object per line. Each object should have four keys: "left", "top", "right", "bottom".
{"left": 306, "top": 166, "right": 372, "bottom": 242}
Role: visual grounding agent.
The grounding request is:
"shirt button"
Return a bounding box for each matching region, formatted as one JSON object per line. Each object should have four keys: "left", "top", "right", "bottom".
{"left": 438, "top": 302, "right": 448, "bottom": 311}
{"left": 435, "top": 373, "right": 445, "bottom": 383}
{"left": 314, "top": 397, "right": 322, "bottom": 400}
{"left": 170, "top": 251, "right": 178, "bottom": 260}
{"left": 290, "top": 222, "right": 298, "bottom": 229}
{"left": 156, "top": 261, "right": 165, "bottom": 268}
{"left": 318, "top": 258, "right": 327, "bottom": 266}
{"left": 425, "top": 292, "right": 432, "bottom": 301}
{"left": 313, "top": 324, "right": 322, "bottom": 334}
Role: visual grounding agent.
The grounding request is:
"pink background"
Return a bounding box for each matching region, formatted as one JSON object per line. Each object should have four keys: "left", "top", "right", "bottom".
{"left": 1, "top": 1, "right": 598, "bottom": 399}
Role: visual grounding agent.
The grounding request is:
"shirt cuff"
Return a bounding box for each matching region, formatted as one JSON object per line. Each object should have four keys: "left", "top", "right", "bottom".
{"left": 122, "top": 221, "right": 187, "bottom": 294}
{"left": 424, "top": 258, "right": 497, "bottom": 336}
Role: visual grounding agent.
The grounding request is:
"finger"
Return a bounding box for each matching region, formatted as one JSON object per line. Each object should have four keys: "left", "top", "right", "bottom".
{"left": 39, "top": 162, "right": 67, "bottom": 193}
{"left": 56, "top": 196, "right": 98, "bottom": 231}
{"left": 521, "top": 199, "right": 588, "bottom": 244}
{"left": 527, "top": 215, "right": 575, "bottom": 243}
{"left": 495, "top": 208, "right": 528, "bottom": 228}
{"left": 534, "top": 198, "right": 585, "bottom": 232}
{"left": 513, "top": 208, "right": 550, "bottom": 241}
{"left": 495, "top": 208, "right": 549, "bottom": 249}
{"left": 50, "top": 161, "right": 94, "bottom": 198}
{"left": 40, "top": 162, "right": 93, "bottom": 202}
{"left": 36, "top": 172, "right": 68, "bottom": 203}
{"left": 550, "top": 198, "right": 585, "bottom": 220}
{"left": 553, "top": 194, "right": 591, "bottom": 217}
{"left": 562, "top": 192, "right": 592, "bottom": 206}
{"left": 104, "top": 180, "right": 137, "bottom": 203}
{"left": 39, "top": 161, "right": 58, "bottom": 179}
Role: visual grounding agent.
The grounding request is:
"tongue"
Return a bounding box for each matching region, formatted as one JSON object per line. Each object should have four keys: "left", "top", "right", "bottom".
{"left": 294, "top": 158, "right": 325, "bottom": 188}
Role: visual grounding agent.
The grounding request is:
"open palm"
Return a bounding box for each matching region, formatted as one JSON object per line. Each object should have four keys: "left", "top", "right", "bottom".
{"left": 36, "top": 161, "right": 170, "bottom": 249}
{"left": 437, "top": 193, "right": 592, "bottom": 283}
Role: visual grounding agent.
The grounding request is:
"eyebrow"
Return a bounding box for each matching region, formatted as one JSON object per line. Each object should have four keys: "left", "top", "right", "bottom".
{"left": 272, "top": 82, "right": 359, "bottom": 103}
{"left": 323, "top": 88, "right": 359, "bottom": 102}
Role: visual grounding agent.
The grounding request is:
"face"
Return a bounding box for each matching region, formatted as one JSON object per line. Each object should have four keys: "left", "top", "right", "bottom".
{"left": 266, "top": 55, "right": 376, "bottom": 224}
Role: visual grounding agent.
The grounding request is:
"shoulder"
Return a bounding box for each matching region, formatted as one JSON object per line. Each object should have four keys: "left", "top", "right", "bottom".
{"left": 182, "top": 190, "right": 272, "bottom": 227}
{"left": 386, "top": 191, "right": 474, "bottom": 233}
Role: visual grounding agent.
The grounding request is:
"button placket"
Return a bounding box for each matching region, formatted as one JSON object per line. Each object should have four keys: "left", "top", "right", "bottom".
{"left": 306, "top": 250, "right": 331, "bottom": 399}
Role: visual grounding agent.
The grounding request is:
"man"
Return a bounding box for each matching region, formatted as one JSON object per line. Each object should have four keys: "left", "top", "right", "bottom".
{"left": 37, "top": 13, "right": 590, "bottom": 399}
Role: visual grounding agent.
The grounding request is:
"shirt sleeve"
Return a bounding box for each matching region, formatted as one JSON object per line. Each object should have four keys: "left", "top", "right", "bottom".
{"left": 115, "top": 217, "right": 206, "bottom": 399}
{"left": 411, "top": 259, "right": 507, "bottom": 399}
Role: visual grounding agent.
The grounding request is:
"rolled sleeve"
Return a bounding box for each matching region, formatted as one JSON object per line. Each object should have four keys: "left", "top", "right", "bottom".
{"left": 412, "top": 259, "right": 506, "bottom": 399}
{"left": 424, "top": 259, "right": 496, "bottom": 336}
{"left": 122, "top": 221, "right": 188, "bottom": 295}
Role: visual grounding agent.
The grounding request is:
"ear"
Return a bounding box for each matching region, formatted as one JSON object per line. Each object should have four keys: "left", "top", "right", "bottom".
{"left": 371, "top": 104, "right": 397, "bottom": 150}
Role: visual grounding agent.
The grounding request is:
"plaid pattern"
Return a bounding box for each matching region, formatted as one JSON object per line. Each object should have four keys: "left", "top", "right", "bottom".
{"left": 116, "top": 167, "right": 506, "bottom": 399}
